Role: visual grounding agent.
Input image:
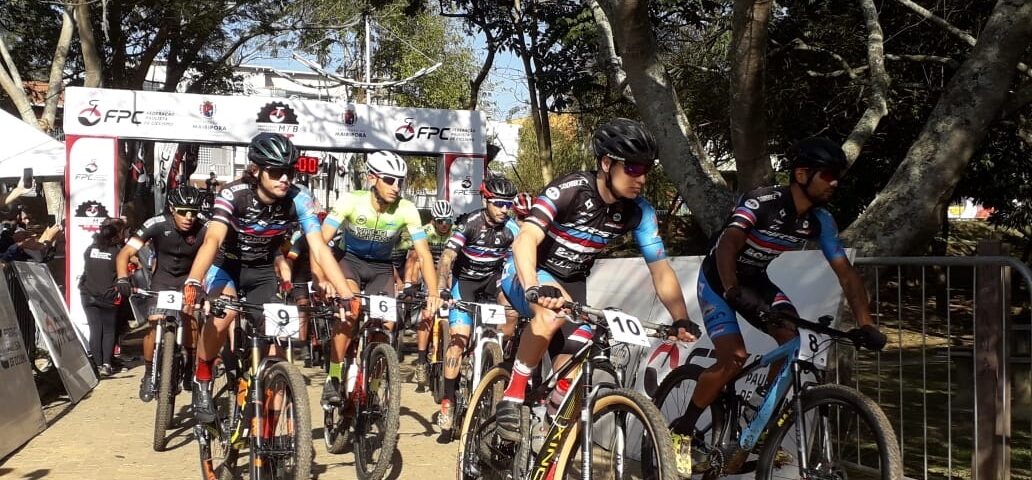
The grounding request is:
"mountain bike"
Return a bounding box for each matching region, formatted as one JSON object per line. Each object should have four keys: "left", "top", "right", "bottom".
{"left": 136, "top": 289, "right": 191, "bottom": 452}
{"left": 195, "top": 297, "right": 313, "bottom": 480}
{"left": 653, "top": 311, "right": 902, "bottom": 479}
{"left": 321, "top": 293, "right": 403, "bottom": 480}
{"left": 457, "top": 301, "right": 678, "bottom": 480}
{"left": 429, "top": 299, "right": 507, "bottom": 442}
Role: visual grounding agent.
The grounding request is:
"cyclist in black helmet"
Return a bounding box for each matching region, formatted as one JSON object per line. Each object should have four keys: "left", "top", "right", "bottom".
{"left": 182, "top": 132, "right": 357, "bottom": 424}
{"left": 116, "top": 185, "right": 207, "bottom": 400}
{"left": 494, "top": 118, "right": 699, "bottom": 441}
{"left": 669, "top": 137, "right": 887, "bottom": 475}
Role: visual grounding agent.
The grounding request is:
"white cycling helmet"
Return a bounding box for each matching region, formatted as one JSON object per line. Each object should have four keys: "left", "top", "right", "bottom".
{"left": 430, "top": 200, "right": 454, "bottom": 220}
{"left": 367, "top": 151, "right": 408, "bottom": 178}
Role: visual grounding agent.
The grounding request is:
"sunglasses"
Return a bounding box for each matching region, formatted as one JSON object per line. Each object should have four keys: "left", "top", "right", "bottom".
{"left": 434, "top": 218, "right": 453, "bottom": 224}
{"left": 489, "top": 200, "right": 514, "bottom": 209}
{"left": 264, "top": 167, "right": 295, "bottom": 180}
{"left": 620, "top": 161, "right": 653, "bottom": 178}
{"left": 173, "top": 208, "right": 199, "bottom": 217}
{"left": 377, "top": 174, "right": 404, "bottom": 187}
{"left": 815, "top": 169, "right": 842, "bottom": 182}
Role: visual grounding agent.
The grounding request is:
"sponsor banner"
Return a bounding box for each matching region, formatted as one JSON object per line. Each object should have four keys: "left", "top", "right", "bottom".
{"left": 439, "top": 153, "right": 487, "bottom": 215}
{"left": 0, "top": 276, "right": 46, "bottom": 459}
{"left": 63, "top": 87, "right": 488, "bottom": 155}
{"left": 65, "top": 136, "right": 118, "bottom": 338}
{"left": 586, "top": 250, "right": 850, "bottom": 465}
{"left": 14, "top": 262, "right": 98, "bottom": 404}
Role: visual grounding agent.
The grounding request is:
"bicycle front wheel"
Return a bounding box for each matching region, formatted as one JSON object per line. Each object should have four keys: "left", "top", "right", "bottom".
{"left": 757, "top": 383, "right": 902, "bottom": 480}
{"left": 153, "top": 328, "right": 177, "bottom": 452}
{"left": 456, "top": 366, "right": 513, "bottom": 480}
{"left": 250, "top": 361, "right": 313, "bottom": 480}
{"left": 197, "top": 360, "right": 237, "bottom": 480}
{"left": 354, "top": 343, "right": 401, "bottom": 480}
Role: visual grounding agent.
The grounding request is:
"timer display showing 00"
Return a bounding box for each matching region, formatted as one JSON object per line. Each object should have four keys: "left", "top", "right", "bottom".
{"left": 295, "top": 156, "right": 319, "bottom": 174}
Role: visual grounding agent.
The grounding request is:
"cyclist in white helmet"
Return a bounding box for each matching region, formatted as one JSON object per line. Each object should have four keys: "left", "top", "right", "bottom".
{"left": 410, "top": 199, "right": 457, "bottom": 388}
{"left": 318, "top": 150, "right": 442, "bottom": 407}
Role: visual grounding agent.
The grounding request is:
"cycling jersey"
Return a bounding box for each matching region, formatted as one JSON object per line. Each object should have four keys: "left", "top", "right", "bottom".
{"left": 422, "top": 222, "right": 453, "bottom": 263}
{"left": 526, "top": 171, "right": 666, "bottom": 280}
{"left": 212, "top": 180, "right": 321, "bottom": 265}
{"left": 446, "top": 208, "right": 519, "bottom": 281}
{"left": 127, "top": 214, "right": 207, "bottom": 287}
{"left": 324, "top": 190, "right": 425, "bottom": 262}
{"left": 700, "top": 185, "right": 845, "bottom": 283}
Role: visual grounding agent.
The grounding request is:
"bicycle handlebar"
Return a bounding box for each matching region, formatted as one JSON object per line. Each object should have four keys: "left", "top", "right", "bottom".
{"left": 756, "top": 309, "right": 872, "bottom": 350}
{"left": 560, "top": 301, "right": 674, "bottom": 339}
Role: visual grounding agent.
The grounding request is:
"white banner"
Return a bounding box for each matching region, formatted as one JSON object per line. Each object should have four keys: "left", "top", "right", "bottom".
{"left": 65, "top": 136, "right": 119, "bottom": 336}
{"left": 440, "top": 153, "right": 486, "bottom": 215}
{"left": 63, "top": 87, "right": 488, "bottom": 155}
{"left": 0, "top": 278, "right": 46, "bottom": 458}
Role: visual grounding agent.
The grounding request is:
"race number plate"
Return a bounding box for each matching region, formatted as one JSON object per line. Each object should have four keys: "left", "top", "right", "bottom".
{"left": 156, "top": 291, "right": 182, "bottom": 311}
{"left": 263, "top": 303, "right": 301, "bottom": 339}
{"left": 368, "top": 295, "right": 398, "bottom": 322}
{"left": 797, "top": 327, "right": 831, "bottom": 369}
{"left": 602, "top": 310, "right": 651, "bottom": 347}
{"left": 477, "top": 304, "right": 507, "bottom": 325}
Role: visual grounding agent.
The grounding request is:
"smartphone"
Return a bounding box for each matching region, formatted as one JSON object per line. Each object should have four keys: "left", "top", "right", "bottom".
{"left": 22, "top": 168, "right": 33, "bottom": 189}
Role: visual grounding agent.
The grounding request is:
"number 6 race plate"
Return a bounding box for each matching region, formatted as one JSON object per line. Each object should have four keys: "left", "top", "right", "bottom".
{"left": 263, "top": 303, "right": 301, "bottom": 339}
{"left": 368, "top": 295, "right": 398, "bottom": 323}
{"left": 602, "top": 310, "right": 651, "bottom": 347}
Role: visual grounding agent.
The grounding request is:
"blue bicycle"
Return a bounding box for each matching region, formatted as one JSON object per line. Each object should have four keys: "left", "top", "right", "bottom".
{"left": 653, "top": 312, "right": 902, "bottom": 479}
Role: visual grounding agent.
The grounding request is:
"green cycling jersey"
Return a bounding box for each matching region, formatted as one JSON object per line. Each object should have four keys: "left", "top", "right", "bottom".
{"left": 324, "top": 190, "right": 425, "bottom": 262}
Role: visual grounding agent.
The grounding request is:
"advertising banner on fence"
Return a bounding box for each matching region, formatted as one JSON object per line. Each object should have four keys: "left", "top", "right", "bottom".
{"left": 63, "top": 87, "right": 488, "bottom": 155}
{"left": 0, "top": 275, "right": 46, "bottom": 459}
{"left": 439, "top": 153, "right": 487, "bottom": 215}
{"left": 14, "top": 262, "right": 97, "bottom": 404}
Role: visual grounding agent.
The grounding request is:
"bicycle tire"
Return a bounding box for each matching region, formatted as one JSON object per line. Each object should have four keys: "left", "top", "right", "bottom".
{"left": 756, "top": 383, "right": 903, "bottom": 480}
{"left": 250, "top": 361, "right": 314, "bottom": 480}
{"left": 324, "top": 362, "right": 352, "bottom": 455}
{"left": 555, "top": 387, "right": 678, "bottom": 480}
{"left": 354, "top": 343, "right": 401, "bottom": 480}
{"left": 456, "top": 366, "right": 513, "bottom": 480}
{"left": 452, "top": 341, "right": 504, "bottom": 442}
{"left": 197, "top": 361, "right": 238, "bottom": 480}
{"left": 652, "top": 363, "right": 735, "bottom": 478}
{"left": 432, "top": 320, "right": 449, "bottom": 404}
{"left": 153, "top": 329, "right": 176, "bottom": 451}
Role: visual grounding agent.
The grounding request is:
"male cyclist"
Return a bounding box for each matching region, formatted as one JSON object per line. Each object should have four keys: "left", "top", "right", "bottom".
{"left": 284, "top": 210, "right": 330, "bottom": 364}
{"left": 319, "top": 151, "right": 443, "bottom": 407}
{"left": 434, "top": 177, "right": 519, "bottom": 442}
{"left": 412, "top": 199, "right": 456, "bottom": 389}
{"left": 512, "top": 192, "right": 534, "bottom": 223}
{"left": 495, "top": 118, "right": 698, "bottom": 441}
{"left": 116, "top": 185, "right": 207, "bottom": 401}
{"left": 669, "top": 137, "right": 887, "bottom": 474}
{"left": 183, "top": 133, "right": 355, "bottom": 423}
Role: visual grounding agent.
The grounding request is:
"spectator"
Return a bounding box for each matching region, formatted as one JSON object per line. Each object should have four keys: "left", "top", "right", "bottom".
{"left": 79, "top": 218, "right": 125, "bottom": 377}
{"left": 1, "top": 225, "right": 61, "bottom": 263}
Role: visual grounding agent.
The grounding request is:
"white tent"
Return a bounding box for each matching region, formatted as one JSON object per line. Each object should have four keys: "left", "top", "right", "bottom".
{"left": 0, "top": 110, "right": 65, "bottom": 179}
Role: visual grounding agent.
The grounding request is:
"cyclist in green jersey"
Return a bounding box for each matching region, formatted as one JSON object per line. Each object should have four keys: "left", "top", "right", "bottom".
{"left": 411, "top": 199, "right": 455, "bottom": 388}
{"left": 319, "top": 151, "right": 443, "bottom": 407}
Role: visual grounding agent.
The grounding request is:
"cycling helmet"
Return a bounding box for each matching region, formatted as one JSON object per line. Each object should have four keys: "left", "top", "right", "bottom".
{"left": 592, "top": 118, "right": 658, "bottom": 164}
{"left": 787, "top": 137, "right": 848, "bottom": 171}
{"left": 479, "top": 176, "right": 517, "bottom": 200}
{"left": 248, "top": 132, "right": 299, "bottom": 168}
{"left": 514, "top": 192, "right": 534, "bottom": 219}
{"left": 430, "top": 200, "right": 454, "bottom": 219}
{"left": 166, "top": 185, "right": 203, "bottom": 210}
{"left": 367, "top": 151, "right": 408, "bottom": 178}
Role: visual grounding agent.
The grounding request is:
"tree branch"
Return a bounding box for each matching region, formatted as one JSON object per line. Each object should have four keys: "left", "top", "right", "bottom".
{"left": 0, "top": 36, "right": 37, "bottom": 125}
{"left": 791, "top": 37, "right": 860, "bottom": 79}
{"left": 41, "top": 6, "right": 76, "bottom": 133}
{"left": 75, "top": 1, "right": 103, "bottom": 87}
{"left": 842, "top": 0, "right": 890, "bottom": 164}
{"left": 587, "top": 0, "right": 632, "bottom": 103}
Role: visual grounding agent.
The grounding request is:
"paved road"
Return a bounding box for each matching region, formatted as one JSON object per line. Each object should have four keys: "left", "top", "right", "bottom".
{"left": 0, "top": 341, "right": 458, "bottom": 480}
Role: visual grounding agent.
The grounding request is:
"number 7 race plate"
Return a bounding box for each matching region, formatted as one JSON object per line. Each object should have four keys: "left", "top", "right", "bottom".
{"left": 602, "top": 310, "right": 651, "bottom": 347}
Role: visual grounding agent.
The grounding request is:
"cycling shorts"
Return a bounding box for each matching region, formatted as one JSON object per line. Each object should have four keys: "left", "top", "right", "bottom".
{"left": 340, "top": 251, "right": 396, "bottom": 296}
{"left": 697, "top": 270, "right": 798, "bottom": 340}
{"left": 498, "top": 257, "right": 592, "bottom": 358}
{"left": 448, "top": 274, "right": 500, "bottom": 328}
{"left": 203, "top": 261, "right": 279, "bottom": 305}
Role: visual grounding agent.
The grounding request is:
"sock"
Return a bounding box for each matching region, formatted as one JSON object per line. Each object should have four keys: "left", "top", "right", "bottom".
{"left": 444, "top": 377, "right": 457, "bottom": 404}
{"left": 502, "top": 360, "right": 533, "bottom": 403}
{"left": 671, "top": 400, "right": 705, "bottom": 435}
{"left": 417, "top": 350, "right": 428, "bottom": 364}
{"left": 194, "top": 357, "right": 214, "bottom": 382}
{"left": 329, "top": 362, "right": 343, "bottom": 381}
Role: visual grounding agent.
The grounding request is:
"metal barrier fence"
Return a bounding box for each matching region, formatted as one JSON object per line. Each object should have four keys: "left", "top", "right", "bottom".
{"left": 847, "top": 244, "right": 1032, "bottom": 480}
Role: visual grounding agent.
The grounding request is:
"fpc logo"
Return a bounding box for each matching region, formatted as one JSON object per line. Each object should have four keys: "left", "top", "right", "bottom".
{"left": 78, "top": 100, "right": 102, "bottom": 126}
{"left": 395, "top": 118, "right": 415, "bottom": 142}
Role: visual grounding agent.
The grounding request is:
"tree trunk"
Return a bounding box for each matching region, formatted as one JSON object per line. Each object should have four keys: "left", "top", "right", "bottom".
{"left": 604, "top": 0, "right": 734, "bottom": 236}
{"left": 842, "top": 0, "right": 890, "bottom": 164}
{"left": 468, "top": 26, "right": 496, "bottom": 110}
{"left": 729, "top": 0, "right": 772, "bottom": 192}
{"left": 41, "top": 7, "right": 76, "bottom": 134}
{"left": 0, "top": 36, "right": 37, "bottom": 125}
{"left": 517, "top": 21, "right": 555, "bottom": 184}
{"left": 843, "top": 0, "right": 1032, "bottom": 256}
{"left": 75, "top": 2, "right": 104, "bottom": 87}
{"left": 588, "top": 0, "right": 631, "bottom": 102}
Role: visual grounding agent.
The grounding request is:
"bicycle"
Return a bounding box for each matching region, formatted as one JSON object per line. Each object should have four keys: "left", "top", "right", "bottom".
{"left": 652, "top": 311, "right": 903, "bottom": 479}
{"left": 135, "top": 289, "right": 192, "bottom": 452}
{"left": 196, "top": 297, "right": 313, "bottom": 480}
{"left": 429, "top": 299, "right": 508, "bottom": 441}
{"left": 321, "top": 293, "right": 403, "bottom": 480}
{"left": 456, "top": 301, "right": 678, "bottom": 480}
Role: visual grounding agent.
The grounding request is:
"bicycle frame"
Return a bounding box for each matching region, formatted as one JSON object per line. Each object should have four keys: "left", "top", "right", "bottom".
{"left": 149, "top": 311, "right": 185, "bottom": 394}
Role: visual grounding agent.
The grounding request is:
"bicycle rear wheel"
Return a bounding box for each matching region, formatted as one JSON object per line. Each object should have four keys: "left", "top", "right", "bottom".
{"left": 153, "top": 329, "right": 176, "bottom": 452}
{"left": 250, "top": 361, "right": 313, "bottom": 480}
{"left": 197, "top": 360, "right": 238, "bottom": 480}
{"left": 431, "top": 320, "right": 449, "bottom": 404}
{"left": 556, "top": 388, "right": 678, "bottom": 480}
{"left": 757, "top": 384, "right": 902, "bottom": 480}
{"left": 353, "top": 343, "right": 401, "bottom": 480}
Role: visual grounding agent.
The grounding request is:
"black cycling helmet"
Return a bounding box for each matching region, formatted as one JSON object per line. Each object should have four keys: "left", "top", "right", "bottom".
{"left": 592, "top": 118, "right": 658, "bottom": 165}
{"left": 166, "top": 185, "right": 202, "bottom": 210}
{"left": 248, "top": 132, "right": 299, "bottom": 168}
{"left": 787, "top": 137, "right": 848, "bottom": 171}
{"left": 479, "top": 176, "right": 517, "bottom": 200}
